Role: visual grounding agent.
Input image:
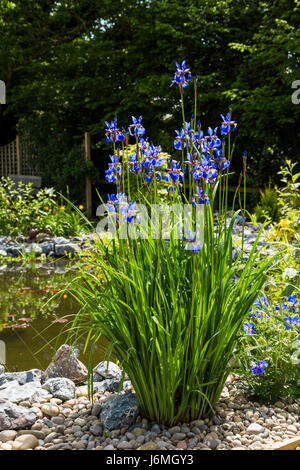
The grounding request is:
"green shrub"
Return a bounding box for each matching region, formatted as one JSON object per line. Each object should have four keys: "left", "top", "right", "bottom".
{"left": 0, "top": 177, "right": 89, "bottom": 237}
{"left": 254, "top": 182, "right": 281, "bottom": 223}
{"left": 236, "top": 293, "right": 300, "bottom": 402}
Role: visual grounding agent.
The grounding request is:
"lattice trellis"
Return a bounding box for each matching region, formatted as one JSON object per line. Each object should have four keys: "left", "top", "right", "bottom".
{"left": 0, "top": 139, "right": 18, "bottom": 176}
{"left": 0, "top": 137, "right": 39, "bottom": 177}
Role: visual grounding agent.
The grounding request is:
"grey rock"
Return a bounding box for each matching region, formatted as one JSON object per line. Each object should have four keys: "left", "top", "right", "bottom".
{"left": 55, "top": 243, "right": 79, "bottom": 257}
{"left": 53, "top": 237, "right": 69, "bottom": 245}
{"left": 0, "top": 366, "right": 4, "bottom": 375}
{"left": 0, "top": 369, "right": 42, "bottom": 387}
{"left": 100, "top": 391, "right": 139, "bottom": 431}
{"left": 96, "top": 378, "right": 121, "bottom": 393}
{"left": 43, "top": 344, "right": 88, "bottom": 384}
{"left": 39, "top": 242, "right": 54, "bottom": 255}
{"left": 0, "top": 399, "right": 37, "bottom": 430}
{"left": 25, "top": 244, "right": 43, "bottom": 256}
{"left": 42, "top": 377, "right": 76, "bottom": 401}
{"left": 0, "top": 380, "right": 46, "bottom": 404}
{"left": 93, "top": 361, "right": 122, "bottom": 381}
{"left": 7, "top": 246, "right": 23, "bottom": 256}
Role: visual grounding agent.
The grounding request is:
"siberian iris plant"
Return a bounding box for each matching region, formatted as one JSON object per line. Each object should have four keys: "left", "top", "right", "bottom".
{"left": 66, "top": 62, "right": 275, "bottom": 424}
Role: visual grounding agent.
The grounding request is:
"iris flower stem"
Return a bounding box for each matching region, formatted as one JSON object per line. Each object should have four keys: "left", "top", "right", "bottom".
{"left": 242, "top": 164, "right": 246, "bottom": 256}
{"left": 224, "top": 133, "right": 231, "bottom": 234}
{"left": 180, "top": 92, "right": 188, "bottom": 195}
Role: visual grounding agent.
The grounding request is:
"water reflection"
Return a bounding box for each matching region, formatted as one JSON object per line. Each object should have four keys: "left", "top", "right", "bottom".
{"left": 0, "top": 260, "right": 105, "bottom": 371}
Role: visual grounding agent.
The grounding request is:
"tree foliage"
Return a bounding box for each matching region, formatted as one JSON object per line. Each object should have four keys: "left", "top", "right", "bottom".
{"left": 0, "top": 0, "right": 299, "bottom": 194}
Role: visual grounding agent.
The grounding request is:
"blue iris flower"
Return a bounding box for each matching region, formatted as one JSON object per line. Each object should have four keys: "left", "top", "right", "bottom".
{"left": 191, "top": 186, "right": 209, "bottom": 206}
{"left": 170, "top": 60, "right": 192, "bottom": 91}
{"left": 183, "top": 230, "right": 202, "bottom": 253}
{"left": 250, "top": 360, "right": 268, "bottom": 376}
{"left": 129, "top": 116, "right": 145, "bottom": 138}
{"left": 220, "top": 112, "right": 237, "bottom": 135}
{"left": 105, "top": 120, "right": 125, "bottom": 143}
{"left": 105, "top": 155, "right": 122, "bottom": 183}
{"left": 243, "top": 322, "right": 256, "bottom": 335}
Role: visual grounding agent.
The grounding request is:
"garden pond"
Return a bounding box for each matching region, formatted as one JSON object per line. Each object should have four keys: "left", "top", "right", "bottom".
{"left": 0, "top": 259, "right": 106, "bottom": 371}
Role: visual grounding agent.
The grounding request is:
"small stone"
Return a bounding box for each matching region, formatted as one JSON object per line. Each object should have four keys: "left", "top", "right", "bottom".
{"left": 176, "top": 441, "right": 187, "bottom": 450}
{"left": 91, "top": 403, "right": 101, "bottom": 417}
{"left": 274, "top": 401, "right": 285, "bottom": 409}
{"left": 41, "top": 404, "right": 60, "bottom": 417}
{"left": 18, "top": 430, "right": 45, "bottom": 440}
{"left": 247, "top": 423, "right": 265, "bottom": 435}
{"left": 12, "top": 434, "right": 39, "bottom": 450}
{"left": 138, "top": 441, "right": 158, "bottom": 450}
{"left": 287, "top": 425, "right": 297, "bottom": 434}
{"left": 117, "top": 440, "right": 134, "bottom": 450}
{"left": 0, "top": 430, "right": 17, "bottom": 442}
{"left": 172, "top": 433, "right": 186, "bottom": 441}
{"left": 1, "top": 442, "right": 12, "bottom": 450}
{"left": 151, "top": 424, "right": 161, "bottom": 433}
{"left": 168, "top": 426, "right": 181, "bottom": 435}
{"left": 133, "top": 427, "right": 146, "bottom": 438}
{"left": 90, "top": 425, "right": 102, "bottom": 436}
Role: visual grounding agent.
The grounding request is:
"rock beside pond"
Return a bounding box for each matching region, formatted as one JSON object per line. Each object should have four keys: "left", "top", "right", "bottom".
{"left": 100, "top": 390, "right": 139, "bottom": 431}
{"left": 42, "top": 377, "right": 75, "bottom": 401}
{"left": 93, "top": 361, "right": 122, "bottom": 381}
{"left": 55, "top": 243, "right": 80, "bottom": 257}
{"left": 0, "top": 399, "right": 37, "bottom": 430}
{"left": 43, "top": 344, "right": 88, "bottom": 385}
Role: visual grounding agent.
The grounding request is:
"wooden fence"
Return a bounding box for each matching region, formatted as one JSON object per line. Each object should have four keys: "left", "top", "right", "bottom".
{"left": 0, "top": 135, "right": 39, "bottom": 177}
{"left": 0, "top": 133, "right": 93, "bottom": 218}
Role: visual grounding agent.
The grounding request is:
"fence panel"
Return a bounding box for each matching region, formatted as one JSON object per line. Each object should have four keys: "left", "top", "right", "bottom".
{"left": 0, "top": 137, "right": 39, "bottom": 177}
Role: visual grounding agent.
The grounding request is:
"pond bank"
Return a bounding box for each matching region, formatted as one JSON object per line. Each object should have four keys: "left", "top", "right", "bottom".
{"left": 0, "top": 233, "right": 95, "bottom": 258}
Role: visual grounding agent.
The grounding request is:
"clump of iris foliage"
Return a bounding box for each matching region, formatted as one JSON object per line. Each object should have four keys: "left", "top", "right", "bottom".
{"left": 236, "top": 294, "right": 300, "bottom": 402}
{"left": 0, "top": 177, "right": 89, "bottom": 237}
{"left": 67, "top": 61, "right": 276, "bottom": 424}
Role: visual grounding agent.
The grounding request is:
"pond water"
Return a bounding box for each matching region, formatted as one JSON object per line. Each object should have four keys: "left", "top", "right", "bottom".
{"left": 0, "top": 260, "right": 105, "bottom": 372}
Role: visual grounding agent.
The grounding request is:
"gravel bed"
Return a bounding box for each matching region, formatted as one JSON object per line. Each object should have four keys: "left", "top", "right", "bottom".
{"left": 1, "top": 373, "right": 299, "bottom": 451}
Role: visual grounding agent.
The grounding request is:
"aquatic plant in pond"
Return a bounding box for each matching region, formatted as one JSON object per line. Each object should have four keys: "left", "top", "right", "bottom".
{"left": 68, "top": 61, "right": 274, "bottom": 424}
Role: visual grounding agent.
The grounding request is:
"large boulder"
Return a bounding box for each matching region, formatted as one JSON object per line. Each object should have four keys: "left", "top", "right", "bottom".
{"left": 0, "top": 399, "right": 37, "bottom": 430}
{"left": 42, "top": 377, "right": 75, "bottom": 401}
{"left": 100, "top": 391, "right": 139, "bottom": 431}
{"left": 43, "top": 344, "right": 88, "bottom": 384}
